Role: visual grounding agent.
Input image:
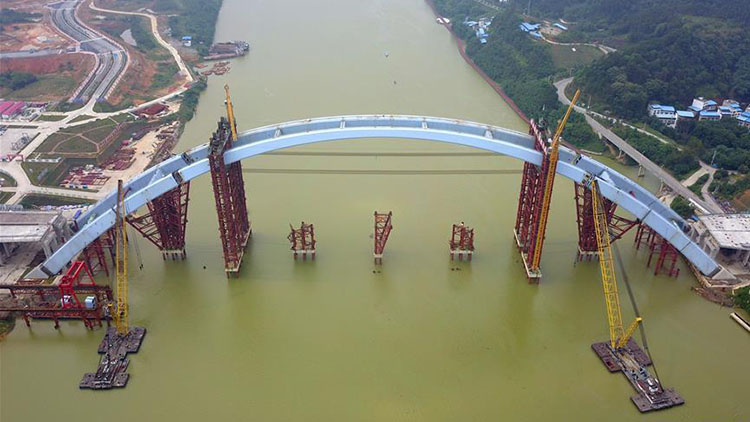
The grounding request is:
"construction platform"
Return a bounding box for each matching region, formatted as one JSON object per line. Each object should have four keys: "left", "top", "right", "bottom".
{"left": 592, "top": 340, "right": 684, "bottom": 412}
{"left": 80, "top": 327, "right": 146, "bottom": 390}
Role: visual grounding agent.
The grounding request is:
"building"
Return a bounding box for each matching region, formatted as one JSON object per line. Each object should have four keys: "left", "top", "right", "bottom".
{"left": 519, "top": 22, "right": 541, "bottom": 32}
{"left": 135, "top": 103, "right": 168, "bottom": 119}
{"left": 647, "top": 104, "right": 677, "bottom": 127}
{"left": 0, "top": 210, "right": 71, "bottom": 266}
{"left": 698, "top": 110, "right": 721, "bottom": 121}
{"left": 689, "top": 97, "right": 718, "bottom": 113}
{"left": 181, "top": 36, "right": 192, "bottom": 47}
{"left": 718, "top": 106, "right": 734, "bottom": 119}
{"left": 690, "top": 214, "right": 750, "bottom": 269}
{"left": 676, "top": 110, "right": 695, "bottom": 122}
{"left": 0, "top": 101, "right": 26, "bottom": 120}
{"left": 738, "top": 111, "right": 750, "bottom": 129}
{"left": 553, "top": 22, "right": 568, "bottom": 31}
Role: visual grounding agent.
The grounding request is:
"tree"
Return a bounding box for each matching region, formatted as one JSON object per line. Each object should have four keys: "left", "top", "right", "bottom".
{"left": 670, "top": 196, "right": 694, "bottom": 218}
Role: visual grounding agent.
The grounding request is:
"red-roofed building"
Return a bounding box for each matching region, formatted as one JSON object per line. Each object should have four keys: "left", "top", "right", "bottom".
{"left": 136, "top": 103, "right": 168, "bottom": 118}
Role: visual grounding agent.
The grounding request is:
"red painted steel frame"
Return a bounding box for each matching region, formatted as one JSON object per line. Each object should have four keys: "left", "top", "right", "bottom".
{"left": 128, "top": 182, "right": 191, "bottom": 260}
{"left": 449, "top": 223, "right": 475, "bottom": 261}
{"left": 288, "top": 222, "right": 317, "bottom": 260}
{"left": 208, "top": 118, "right": 251, "bottom": 276}
{"left": 374, "top": 211, "right": 393, "bottom": 264}
{"left": 634, "top": 224, "right": 680, "bottom": 277}
{"left": 574, "top": 183, "right": 638, "bottom": 260}
{"left": 513, "top": 121, "right": 548, "bottom": 282}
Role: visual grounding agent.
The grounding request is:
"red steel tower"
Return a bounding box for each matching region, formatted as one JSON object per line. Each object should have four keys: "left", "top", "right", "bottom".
{"left": 374, "top": 211, "right": 393, "bottom": 264}
{"left": 208, "top": 118, "right": 251, "bottom": 276}
{"left": 127, "top": 182, "right": 190, "bottom": 260}
{"left": 288, "top": 222, "right": 316, "bottom": 260}
{"left": 634, "top": 223, "right": 680, "bottom": 277}
{"left": 574, "top": 182, "right": 639, "bottom": 260}
{"left": 513, "top": 121, "right": 549, "bottom": 281}
{"left": 449, "top": 222, "right": 475, "bottom": 261}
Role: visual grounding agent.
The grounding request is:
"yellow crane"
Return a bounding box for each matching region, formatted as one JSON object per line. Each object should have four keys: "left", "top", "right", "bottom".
{"left": 112, "top": 179, "right": 129, "bottom": 336}
{"left": 529, "top": 89, "right": 581, "bottom": 270}
{"left": 224, "top": 84, "right": 238, "bottom": 141}
{"left": 590, "top": 179, "right": 642, "bottom": 349}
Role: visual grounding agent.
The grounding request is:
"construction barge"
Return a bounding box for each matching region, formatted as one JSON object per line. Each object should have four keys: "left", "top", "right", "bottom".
{"left": 204, "top": 40, "right": 249, "bottom": 61}
{"left": 592, "top": 340, "right": 684, "bottom": 412}
{"left": 80, "top": 327, "right": 146, "bottom": 390}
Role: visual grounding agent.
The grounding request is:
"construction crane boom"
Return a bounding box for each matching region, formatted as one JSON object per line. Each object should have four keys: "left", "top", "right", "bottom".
{"left": 113, "top": 179, "right": 129, "bottom": 336}
{"left": 591, "top": 179, "right": 641, "bottom": 349}
{"left": 530, "top": 89, "right": 581, "bottom": 270}
{"left": 224, "top": 84, "right": 238, "bottom": 142}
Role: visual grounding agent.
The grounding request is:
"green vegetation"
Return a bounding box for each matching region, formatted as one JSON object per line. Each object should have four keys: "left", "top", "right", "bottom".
{"left": 670, "top": 196, "right": 694, "bottom": 218}
{"left": 0, "top": 71, "right": 38, "bottom": 90}
{"left": 672, "top": 119, "right": 750, "bottom": 173}
{"left": 735, "top": 286, "right": 750, "bottom": 315}
{"left": 22, "top": 161, "right": 67, "bottom": 187}
{"left": 70, "top": 114, "right": 95, "bottom": 123}
{"left": 547, "top": 44, "right": 603, "bottom": 71}
{"left": 0, "top": 171, "right": 18, "bottom": 187}
{"left": 0, "top": 74, "right": 75, "bottom": 100}
{"left": 174, "top": 80, "right": 207, "bottom": 122}
{"left": 0, "top": 315, "right": 15, "bottom": 341}
{"left": 0, "top": 192, "right": 13, "bottom": 204}
{"left": 168, "top": 0, "right": 224, "bottom": 56}
{"left": 19, "top": 194, "right": 93, "bottom": 208}
{"left": 539, "top": 0, "right": 750, "bottom": 119}
{"left": 688, "top": 173, "right": 709, "bottom": 195}
{"left": 128, "top": 16, "right": 157, "bottom": 51}
{"left": 36, "top": 114, "right": 67, "bottom": 122}
{"left": 0, "top": 8, "right": 41, "bottom": 25}
{"left": 708, "top": 170, "right": 750, "bottom": 201}
{"left": 612, "top": 126, "right": 698, "bottom": 178}
{"left": 152, "top": 62, "right": 179, "bottom": 90}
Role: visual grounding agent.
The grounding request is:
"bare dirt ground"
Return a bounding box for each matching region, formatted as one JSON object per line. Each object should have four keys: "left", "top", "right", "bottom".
{"left": 0, "top": 1, "right": 72, "bottom": 52}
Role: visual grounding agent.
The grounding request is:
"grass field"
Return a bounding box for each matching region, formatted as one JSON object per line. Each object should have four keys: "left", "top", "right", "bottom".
{"left": 0, "top": 192, "right": 13, "bottom": 204}
{"left": 0, "top": 171, "right": 18, "bottom": 187}
{"left": 19, "top": 193, "right": 93, "bottom": 208}
{"left": 548, "top": 44, "right": 604, "bottom": 70}
{"left": 0, "top": 74, "right": 75, "bottom": 101}
{"left": 69, "top": 114, "right": 95, "bottom": 123}
{"left": 36, "top": 114, "right": 67, "bottom": 122}
{"left": 36, "top": 117, "right": 118, "bottom": 154}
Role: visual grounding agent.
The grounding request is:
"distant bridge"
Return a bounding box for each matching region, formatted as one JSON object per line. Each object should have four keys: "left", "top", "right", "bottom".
{"left": 27, "top": 115, "right": 721, "bottom": 279}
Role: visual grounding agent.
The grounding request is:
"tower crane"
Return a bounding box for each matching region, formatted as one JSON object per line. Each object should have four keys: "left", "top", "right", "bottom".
{"left": 529, "top": 89, "right": 581, "bottom": 271}
{"left": 112, "top": 179, "right": 129, "bottom": 336}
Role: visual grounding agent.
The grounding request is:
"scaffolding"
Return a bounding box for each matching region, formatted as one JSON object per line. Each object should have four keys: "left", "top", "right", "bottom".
{"left": 449, "top": 222, "right": 475, "bottom": 261}
{"left": 374, "top": 211, "right": 393, "bottom": 264}
{"left": 288, "top": 222, "right": 316, "bottom": 260}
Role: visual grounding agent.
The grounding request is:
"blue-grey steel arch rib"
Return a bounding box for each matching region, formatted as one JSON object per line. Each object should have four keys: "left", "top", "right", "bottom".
{"left": 27, "top": 115, "right": 721, "bottom": 279}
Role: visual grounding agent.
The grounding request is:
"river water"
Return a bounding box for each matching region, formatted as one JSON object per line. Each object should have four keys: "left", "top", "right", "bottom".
{"left": 1, "top": 0, "right": 746, "bottom": 420}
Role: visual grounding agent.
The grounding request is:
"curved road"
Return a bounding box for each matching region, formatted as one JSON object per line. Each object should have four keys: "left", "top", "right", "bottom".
{"left": 554, "top": 77, "right": 720, "bottom": 213}
{"left": 49, "top": 0, "right": 127, "bottom": 102}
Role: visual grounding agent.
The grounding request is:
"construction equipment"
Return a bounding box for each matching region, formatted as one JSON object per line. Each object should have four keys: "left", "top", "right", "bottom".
{"left": 225, "top": 84, "right": 239, "bottom": 141}
{"left": 81, "top": 179, "right": 146, "bottom": 390}
{"left": 591, "top": 179, "right": 641, "bottom": 349}
{"left": 589, "top": 179, "right": 683, "bottom": 412}
{"left": 529, "top": 89, "right": 581, "bottom": 271}
{"left": 112, "top": 180, "right": 129, "bottom": 336}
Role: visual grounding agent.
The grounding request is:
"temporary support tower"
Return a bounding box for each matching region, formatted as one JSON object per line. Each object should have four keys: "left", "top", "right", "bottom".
{"left": 127, "top": 182, "right": 190, "bottom": 260}
{"left": 373, "top": 211, "right": 393, "bottom": 264}
{"left": 634, "top": 224, "right": 680, "bottom": 277}
{"left": 574, "top": 182, "right": 639, "bottom": 260}
{"left": 449, "top": 222, "right": 475, "bottom": 261}
{"left": 514, "top": 90, "right": 580, "bottom": 282}
{"left": 208, "top": 85, "right": 251, "bottom": 276}
{"left": 288, "top": 222, "right": 316, "bottom": 260}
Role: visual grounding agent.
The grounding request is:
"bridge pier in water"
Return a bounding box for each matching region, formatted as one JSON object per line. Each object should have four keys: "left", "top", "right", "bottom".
{"left": 208, "top": 118, "right": 251, "bottom": 277}
{"left": 513, "top": 121, "right": 549, "bottom": 282}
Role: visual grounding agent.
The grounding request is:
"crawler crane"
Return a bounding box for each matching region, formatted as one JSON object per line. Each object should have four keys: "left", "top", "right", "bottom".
{"left": 588, "top": 179, "right": 683, "bottom": 412}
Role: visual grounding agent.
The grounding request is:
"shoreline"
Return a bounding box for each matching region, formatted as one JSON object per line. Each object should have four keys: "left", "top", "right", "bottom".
{"left": 423, "top": 0, "right": 530, "bottom": 124}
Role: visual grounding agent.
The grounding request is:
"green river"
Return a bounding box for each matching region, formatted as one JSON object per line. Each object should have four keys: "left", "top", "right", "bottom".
{"left": 1, "top": 0, "right": 747, "bottom": 420}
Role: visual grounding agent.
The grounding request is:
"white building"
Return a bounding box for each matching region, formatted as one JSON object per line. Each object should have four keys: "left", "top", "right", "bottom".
{"left": 690, "top": 214, "right": 750, "bottom": 269}
{"left": 647, "top": 104, "right": 677, "bottom": 127}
